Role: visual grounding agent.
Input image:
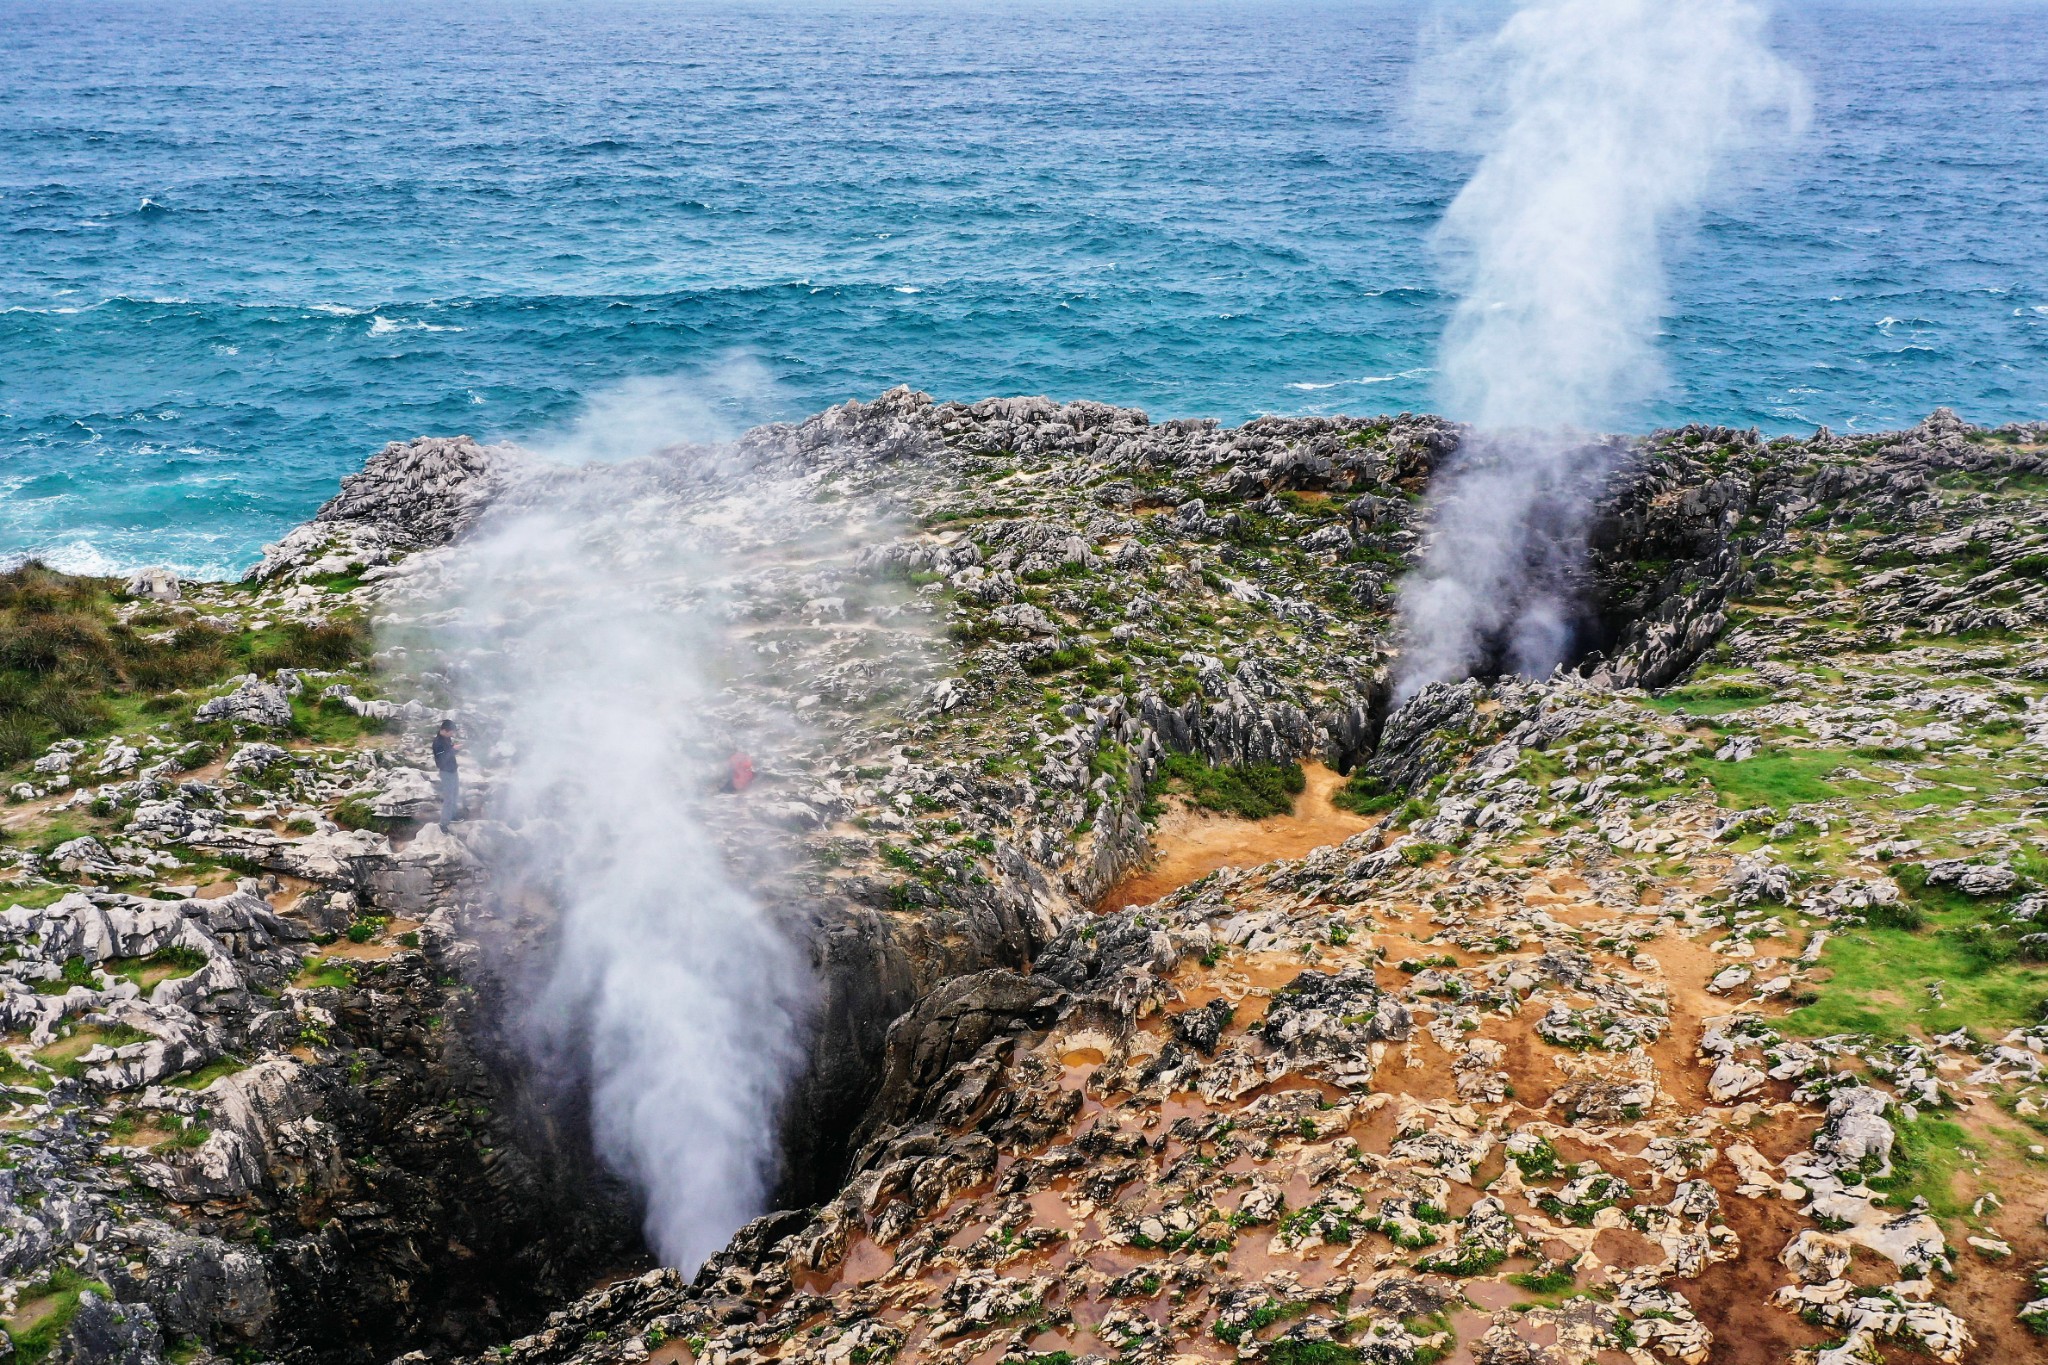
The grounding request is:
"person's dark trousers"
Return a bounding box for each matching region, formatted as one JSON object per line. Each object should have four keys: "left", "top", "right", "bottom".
{"left": 439, "top": 770, "right": 459, "bottom": 824}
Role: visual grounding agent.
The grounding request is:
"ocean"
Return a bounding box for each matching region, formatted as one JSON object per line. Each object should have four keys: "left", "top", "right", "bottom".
{"left": 2, "top": 0, "right": 2044, "bottom": 576}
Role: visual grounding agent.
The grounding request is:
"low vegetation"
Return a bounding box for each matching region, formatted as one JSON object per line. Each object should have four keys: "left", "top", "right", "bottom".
{"left": 0, "top": 562, "right": 372, "bottom": 769}
{"left": 1150, "top": 753, "right": 1306, "bottom": 820}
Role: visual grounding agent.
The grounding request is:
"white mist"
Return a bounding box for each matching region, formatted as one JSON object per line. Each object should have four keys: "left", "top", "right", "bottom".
{"left": 436, "top": 370, "right": 816, "bottom": 1271}
{"left": 1393, "top": 0, "right": 1807, "bottom": 702}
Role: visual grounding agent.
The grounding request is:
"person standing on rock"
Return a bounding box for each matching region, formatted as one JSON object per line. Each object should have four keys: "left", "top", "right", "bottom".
{"left": 432, "top": 719, "right": 461, "bottom": 825}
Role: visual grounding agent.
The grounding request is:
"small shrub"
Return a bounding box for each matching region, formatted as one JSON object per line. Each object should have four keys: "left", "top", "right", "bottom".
{"left": 37, "top": 956, "right": 96, "bottom": 995}
{"left": 244, "top": 618, "right": 372, "bottom": 673}
{"left": 1023, "top": 645, "right": 1094, "bottom": 676}
{"left": 332, "top": 797, "right": 391, "bottom": 833}
{"left": 1940, "top": 922, "right": 2017, "bottom": 969}
{"left": 1509, "top": 1262, "right": 1577, "bottom": 1295}
{"left": 1863, "top": 898, "right": 1927, "bottom": 931}
{"left": 1330, "top": 769, "right": 1402, "bottom": 815}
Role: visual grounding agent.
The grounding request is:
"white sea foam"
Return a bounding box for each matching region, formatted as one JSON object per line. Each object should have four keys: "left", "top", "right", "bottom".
{"left": 1286, "top": 367, "right": 1435, "bottom": 392}
{"left": 368, "top": 316, "right": 464, "bottom": 335}
{"left": 31, "top": 540, "right": 127, "bottom": 576}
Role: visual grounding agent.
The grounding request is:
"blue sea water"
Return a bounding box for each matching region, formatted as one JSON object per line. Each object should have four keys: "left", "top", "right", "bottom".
{"left": 2, "top": 0, "right": 2045, "bottom": 576}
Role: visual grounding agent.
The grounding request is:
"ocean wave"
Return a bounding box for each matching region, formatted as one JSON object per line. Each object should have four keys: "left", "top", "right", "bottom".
{"left": 1, "top": 0, "right": 2043, "bottom": 575}
{"left": 368, "top": 316, "right": 465, "bottom": 335}
{"left": 1285, "top": 367, "right": 1434, "bottom": 392}
{"left": 22, "top": 539, "right": 128, "bottom": 576}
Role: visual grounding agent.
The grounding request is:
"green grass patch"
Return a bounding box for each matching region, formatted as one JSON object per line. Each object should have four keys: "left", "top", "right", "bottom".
{"left": 1262, "top": 1344, "right": 1360, "bottom": 1365}
{"left": 1866, "top": 1114, "right": 1973, "bottom": 1222}
{"left": 293, "top": 695, "right": 394, "bottom": 743}
{"left": 35, "top": 956, "right": 95, "bottom": 995}
{"left": 1644, "top": 679, "right": 1774, "bottom": 716}
{"left": 293, "top": 957, "right": 355, "bottom": 991}
{"left": 234, "top": 616, "right": 373, "bottom": 675}
{"left": 168, "top": 1055, "right": 250, "bottom": 1091}
{"left": 1696, "top": 748, "right": 1874, "bottom": 813}
{"left": 1330, "top": 769, "right": 1401, "bottom": 816}
{"left": 36, "top": 1023, "right": 152, "bottom": 1078}
{"left": 0, "top": 563, "right": 377, "bottom": 772}
{"left": 332, "top": 796, "right": 398, "bottom": 833}
{"left": 6, "top": 1266, "right": 114, "bottom": 1363}
{"left": 0, "top": 883, "right": 79, "bottom": 911}
{"left": 1151, "top": 753, "right": 1305, "bottom": 820}
{"left": 0, "top": 563, "right": 288, "bottom": 769}
{"left": 1508, "top": 1263, "right": 1577, "bottom": 1298}
{"left": 1022, "top": 644, "right": 1093, "bottom": 676}
{"left": 1784, "top": 925, "right": 2048, "bottom": 1040}
{"left": 104, "top": 945, "right": 208, "bottom": 990}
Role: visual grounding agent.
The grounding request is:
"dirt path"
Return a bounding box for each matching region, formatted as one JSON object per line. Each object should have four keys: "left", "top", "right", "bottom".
{"left": 1095, "top": 762, "right": 1373, "bottom": 912}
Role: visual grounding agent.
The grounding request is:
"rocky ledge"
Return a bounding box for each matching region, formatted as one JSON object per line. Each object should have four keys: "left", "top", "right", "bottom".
{"left": 3, "top": 395, "right": 2047, "bottom": 1365}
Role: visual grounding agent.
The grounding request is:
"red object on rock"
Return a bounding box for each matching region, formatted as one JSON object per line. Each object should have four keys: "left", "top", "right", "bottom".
{"left": 728, "top": 751, "right": 756, "bottom": 792}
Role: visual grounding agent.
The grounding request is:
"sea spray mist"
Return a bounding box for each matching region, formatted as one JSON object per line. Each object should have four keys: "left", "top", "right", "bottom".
{"left": 414, "top": 369, "right": 874, "bottom": 1271}
{"left": 1393, "top": 0, "right": 1808, "bottom": 702}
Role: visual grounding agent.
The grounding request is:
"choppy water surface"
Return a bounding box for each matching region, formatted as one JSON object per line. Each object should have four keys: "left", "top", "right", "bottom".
{"left": 3, "top": 0, "right": 2044, "bottom": 573}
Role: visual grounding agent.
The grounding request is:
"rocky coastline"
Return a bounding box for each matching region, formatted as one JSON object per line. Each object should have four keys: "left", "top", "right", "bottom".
{"left": 4, "top": 393, "right": 2048, "bottom": 1365}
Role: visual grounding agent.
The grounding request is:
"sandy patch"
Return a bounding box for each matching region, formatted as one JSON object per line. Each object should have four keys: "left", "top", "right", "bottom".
{"left": 1097, "top": 763, "right": 1373, "bottom": 912}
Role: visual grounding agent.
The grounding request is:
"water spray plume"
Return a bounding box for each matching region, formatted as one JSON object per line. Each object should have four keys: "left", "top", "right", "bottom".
{"left": 1393, "top": 0, "right": 1807, "bottom": 704}
{"left": 426, "top": 368, "right": 821, "bottom": 1271}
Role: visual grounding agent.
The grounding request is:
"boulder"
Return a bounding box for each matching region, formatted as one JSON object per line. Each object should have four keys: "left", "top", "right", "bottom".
{"left": 123, "top": 566, "right": 182, "bottom": 602}
{"left": 196, "top": 677, "right": 294, "bottom": 731}
{"left": 368, "top": 766, "right": 440, "bottom": 821}
{"left": 1920, "top": 860, "right": 2019, "bottom": 898}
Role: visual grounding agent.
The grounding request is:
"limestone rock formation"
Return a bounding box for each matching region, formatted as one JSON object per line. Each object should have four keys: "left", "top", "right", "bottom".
{"left": 5, "top": 398, "right": 2048, "bottom": 1365}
